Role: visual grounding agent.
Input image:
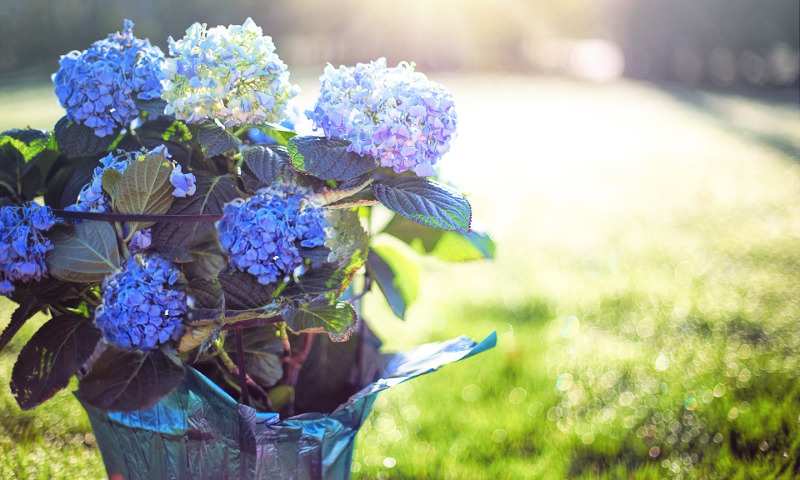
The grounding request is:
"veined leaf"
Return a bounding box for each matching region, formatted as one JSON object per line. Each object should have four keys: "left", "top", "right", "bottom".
{"left": 282, "top": 267, "right": 348, "bottom": 300}
{"left": 46, "top": 222, "right": 121, "bottom": 283}
{"left": 115, "top": 151, "right": 175, "bottom": 230}
{"left": 217, "top": 270, "right": 274, "bottom": 310}
{"left": 135, "top": 118, "right": 193, "bottom": 167}
{"left": 10, "top": 314, "right": 101, "bottom": 410}
{"left": 179, "top": 279, "right": 224, "bottom": 356}
{"left": 322, "top": 209, "right": 369, "bottom": 291}
{"left": 101, "top": 168, "right": 122, "bottom": 199}
{"left": 53, "top": 116, "right": 115, "bottom": 158}
{"left": 76, "top": 346, "right": 185, "bottom": 412}
{"left": 240, "top": 145, "right": 294, "bottom": 191}
{"left": 151, "top": 171, "right": 239, "bottom": 262}
{"left": 198, "top": 122, "right": 241, "bottom": 158}
{"left": 284, "top": 301, "right": 357, "bottom": 342}
{"left": 0, "top": 129, "right": 59, "bottom": 201}
{"left": 133, "top": 97, "right": 168, "bottom": 116}
{"left": 223, "top": 326, "right": 284, "bottom": 388}
{"left": 372, "top": 177, "right": 472, "bottom": 233}
{"left": 288, "top": 136, "right": 378, "bottom": 181}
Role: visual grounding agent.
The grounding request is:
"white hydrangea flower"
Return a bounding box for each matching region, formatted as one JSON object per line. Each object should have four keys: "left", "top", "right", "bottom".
{"left": 161, "top": 18, "right": 299, "bottom": 127}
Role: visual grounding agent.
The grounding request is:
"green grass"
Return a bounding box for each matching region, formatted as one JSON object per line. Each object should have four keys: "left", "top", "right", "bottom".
{"left": 1, "top": 76, "right": 799, "bottom": 479}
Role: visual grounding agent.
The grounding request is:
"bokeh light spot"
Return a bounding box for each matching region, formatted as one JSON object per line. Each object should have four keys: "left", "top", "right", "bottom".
{"left": 461, "top": 384, "right": 481, "bottom": 402}
{"left": 556, "top": 373, "right": 574, "bottom": 391}
{"left": 561, "top": 316, "right": 580, "bottom": 338}
{"left": 655, "top": 354, "right": 669, "bottom": 371}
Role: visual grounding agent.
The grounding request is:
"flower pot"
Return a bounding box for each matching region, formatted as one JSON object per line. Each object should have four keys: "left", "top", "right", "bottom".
{"left": 79, "top": 333, "right": 496, "bottom": 480}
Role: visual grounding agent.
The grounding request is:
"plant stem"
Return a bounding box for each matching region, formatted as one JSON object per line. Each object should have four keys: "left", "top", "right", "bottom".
{"left": 216, "top": 337, "right": 273, "bottom": 410}
{"left": 281, "top": 332, "right": 315, "bottom": 417}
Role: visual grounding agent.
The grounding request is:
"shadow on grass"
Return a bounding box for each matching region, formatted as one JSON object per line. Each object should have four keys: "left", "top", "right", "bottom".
{"left": 656, "top": 83, "right": 800, "bottom": 162}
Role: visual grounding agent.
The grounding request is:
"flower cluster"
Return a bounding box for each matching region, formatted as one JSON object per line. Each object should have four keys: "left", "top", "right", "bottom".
{"left": 0, "top": 203, "right": 58, "bottom": 295}
{"left": 52, "top": 20, "right": 165, "bottom": 138}
{"left": 68, "top": 151, "right": 135, "bottom": 213}
{"left": 307, "top": 58, "right": 458, "bottom": 177}
{"left": 161, "top": 18, "right": 299, "bottom": 127}
{"left": 217, "top": 185, "right": 327, "bottom": 285}
{"left": 94, "top": 255, "right": 188, "bottom": 351}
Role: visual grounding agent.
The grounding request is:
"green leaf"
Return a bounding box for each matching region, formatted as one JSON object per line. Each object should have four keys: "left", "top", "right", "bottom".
{"left": 366, "top": 246, "right": 419, "bottom": 320}
{"left": 44, "top": 156, "right": 96, "bottom": 209}
{"left": 325, "top": 188, "right": 380, "bottom": 209}
{"left": 293, "top": 323, "right": 384, "bottom": 414}
{"left": 267, "top": 385, "right": 295, "bottom": 414}
{"left": 372, "top": 177, "right": 472, "bottom": 233}
{"left": 381, "top": 213, "right": 442, "bottom": 253}
{"left": 101, "top": 168, "right": 122, "bottom": 199}
{"left": 323, "top": 209, "right": 369, "bottom": 285}
{"left": 76, "top": 347, "right": 185, "bottom": 412}
{"left": 0, "top": 296, "right": 45, "bottom": 353}
{"left": 240, "top": 145, "right": 295, "bottom": 191}
{"left": 183, "top": 233, "right": 228, "bottom": 280}
{"left": 198, "top": 122, "right": 241, "bottom": 158}
{"left": 0, "top": 130, "right": 59, "bottom": 201}
{"left": 179, "top": 279, "right": 224, "bottom": 356}
{"left": 252, "top": 123, "right": 297, "bottom": 146}
{"left": 46, "top": 222, "right": 121, "bottom": 283}
{"left": 432, "top": 230, "right": 496, "bottom": 262}
{"left": 282, "top": 267, "right": 348, "bottom": 300}
{"left": 115, "top": 151, "right": 175, "bottom": 230}
{"left": 134, "top": 118, "right": 193, "bottom": 167}
{"left": 133, "top": 97, "right": 168, "bottom": 116}
{"left": 0, "top": 140, "right": 25, "bottom": 200}
{"left": 151, "top": 171, "right": 239, "bottom": 262}
{"left": 317, "top": 173, "right": 373, "bottom": 205}
{"left": 217, "top": 270, "right": 274, "bottom": 310}
{"left": 288, "top": 136, "right": 378, "bottom": 181}
{"left": 53, "top": 116, "right": 115, "bottom": 158}
{"left": 284, "top": 300, "right": 358, "bottom": 342}
{"left": 10, "top": 314, "right": 101, "bottom": 410}
{"left": 223, "top": 326, "right": 284, "bottom": 388}
{"left": 381, "top": 214, "right": 494, "bottom": 261}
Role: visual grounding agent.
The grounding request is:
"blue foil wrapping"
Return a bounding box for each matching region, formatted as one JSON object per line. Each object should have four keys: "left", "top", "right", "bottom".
{"left": 80, "top": 332, "right": 496, "bottom": 480}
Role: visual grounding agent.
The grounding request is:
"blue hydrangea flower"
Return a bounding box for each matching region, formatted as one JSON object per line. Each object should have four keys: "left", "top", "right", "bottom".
{"left": 52, "top": 20, "right": 165, "bottom": 138}
{"left": 0, "top": 203, "right": 58, "bottom": 296}
{"left": 307, "top": 58, "right": 458, "bottom": 177}
{"left": 67, "top": 151, "right": 135, "bottom": 213}
{"left": 216, "top": 185, "right": 327, "bottom": 285}
{"left": 68, "top": 147, "right": 196, "bottom": 215}
{"left": 161, "top": 18, "right": 299, "bottom": 127}
{"left": 94, "top": 255, "right": 188, "bottom": 351}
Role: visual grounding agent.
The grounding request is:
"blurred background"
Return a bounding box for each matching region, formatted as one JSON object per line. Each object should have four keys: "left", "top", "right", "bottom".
{"left": 1, "top": 1, "right": 799, "bottom": 479}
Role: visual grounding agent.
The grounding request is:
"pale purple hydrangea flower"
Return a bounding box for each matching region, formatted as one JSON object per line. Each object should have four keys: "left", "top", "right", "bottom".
{"left": 161, "top": 18, "right": 299, "bottom": 127}
{"left": 307, "top": 58, "right": 457, "bottom": 177}
{"left": 52, "top": 20, "right": 165, "bottom": 138}
{"left": 170, "top": 165, "right": 196, "bottom": 197}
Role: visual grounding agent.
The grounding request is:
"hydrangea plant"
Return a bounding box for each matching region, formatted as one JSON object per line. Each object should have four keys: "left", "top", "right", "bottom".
{"left": 0, "top": 19, "right": 493, "bottom": 418}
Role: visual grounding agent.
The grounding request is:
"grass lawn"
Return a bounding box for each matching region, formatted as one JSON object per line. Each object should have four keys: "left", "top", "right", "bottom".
{"left": 1, "top": 75, "right": 799, "bottom": 479}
